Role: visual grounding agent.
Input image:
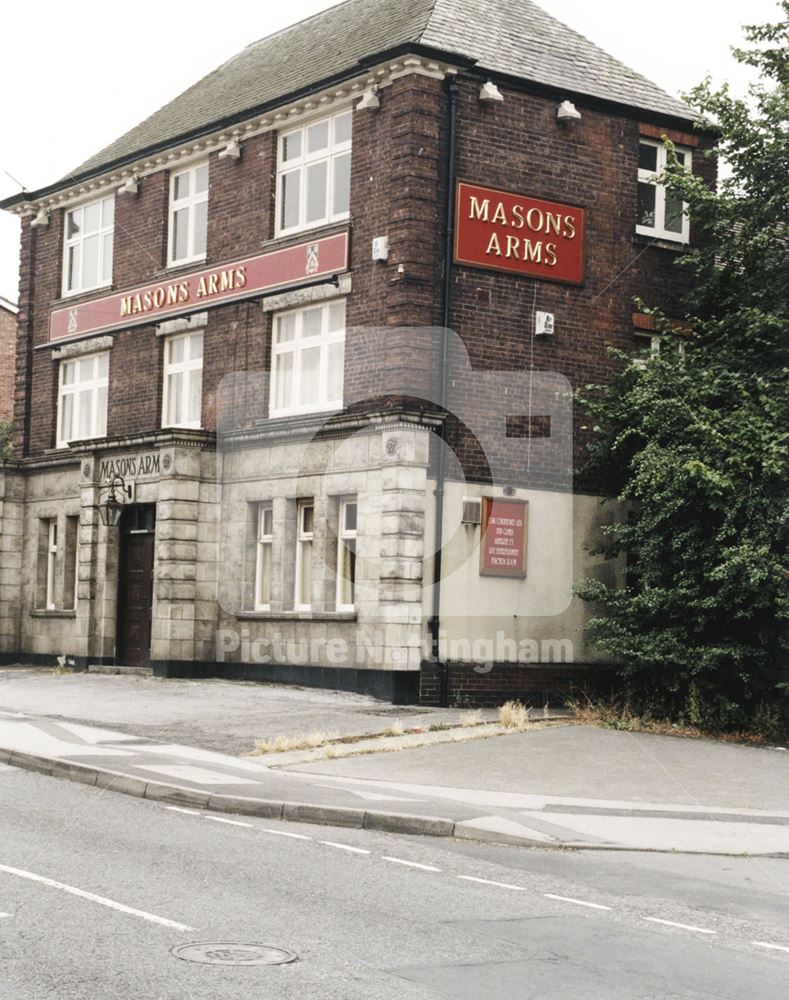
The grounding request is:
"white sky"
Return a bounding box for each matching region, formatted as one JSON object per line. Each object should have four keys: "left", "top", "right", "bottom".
{"left": 0, "top": 0, "right": 779, "bottom": 301}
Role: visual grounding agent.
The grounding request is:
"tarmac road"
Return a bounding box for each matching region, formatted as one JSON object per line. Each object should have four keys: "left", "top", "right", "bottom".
{"left": 1, "top": 763, "right": 788, "bottom": 999}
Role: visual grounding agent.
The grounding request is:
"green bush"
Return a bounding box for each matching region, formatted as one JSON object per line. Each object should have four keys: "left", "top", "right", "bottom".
{"left": 576, "top": 7, "right": 789, "bottom": 738}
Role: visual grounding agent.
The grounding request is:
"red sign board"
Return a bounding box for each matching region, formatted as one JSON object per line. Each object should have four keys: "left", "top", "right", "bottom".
{"left": 49, "top": 231, "right": 349, "bottom": 342}
{"left": 455, "top": 182, "right": 585, "bottom": 285}
{"left": 480, "top": 497, "right": 528, "bottom": 578}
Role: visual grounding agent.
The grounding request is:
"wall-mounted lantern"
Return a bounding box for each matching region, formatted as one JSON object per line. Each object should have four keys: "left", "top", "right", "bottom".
{"left": 97, "top": 476, "right": 133, "bottom": 527}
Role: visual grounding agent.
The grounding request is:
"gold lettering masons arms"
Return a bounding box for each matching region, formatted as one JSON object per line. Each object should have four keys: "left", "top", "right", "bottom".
{"left": 468, "top": 194, "right": 577, "bottom": 266}
{"left": 120, "top": 265, "right": 248, "bottom": 318}
{"left": 455, "top": 182, "right": 585, "bottom": 285}
{"left": 49, "top": 232, "right": 350, "bottom": 341}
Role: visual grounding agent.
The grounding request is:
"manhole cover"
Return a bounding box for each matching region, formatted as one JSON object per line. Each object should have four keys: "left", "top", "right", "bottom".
{"left": 171, "top": 943, "right": 298, "bottom": 967}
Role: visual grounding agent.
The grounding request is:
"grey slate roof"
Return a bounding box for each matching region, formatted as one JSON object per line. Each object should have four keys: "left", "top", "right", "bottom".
{"left": 69, "top": 0, "right": 694, "bottom": 181}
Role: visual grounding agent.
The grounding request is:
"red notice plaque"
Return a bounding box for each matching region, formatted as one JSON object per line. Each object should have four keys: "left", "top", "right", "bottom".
{"left": 455, "top": 181, "right": 585, "bottom": 285}
{"left": 479, "top": 497, "right": 528, "bottom": 578}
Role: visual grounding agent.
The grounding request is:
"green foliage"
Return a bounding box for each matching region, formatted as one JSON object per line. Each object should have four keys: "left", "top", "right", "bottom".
{"left": 0, "top": 421, "right": 11, "bottom": 460}
{"left": 576, "top": 6, "right": 789, "bottom": 736}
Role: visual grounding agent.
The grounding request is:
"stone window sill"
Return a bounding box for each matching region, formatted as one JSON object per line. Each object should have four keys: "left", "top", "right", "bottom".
{"left": 156, "top": 257, "right": 209, "bottom": 279}
{"left": 236, "top": 611, "right": 357, "bottom": 623}
{"left": 632, "top": 233, "right": 688, "bottom": 253}
{"left": 260, "top": 220, "right": 350, "bottom": 254}
{"left": 30, "top": 609, "right": 77, "bottom": 618}
{"left": 52, "top": 284, "right": 115, "bottom": 308}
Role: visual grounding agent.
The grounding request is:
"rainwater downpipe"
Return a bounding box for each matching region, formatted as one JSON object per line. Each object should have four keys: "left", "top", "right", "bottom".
{"left": 430, "top": 75, "right": 459, "bottom": 708}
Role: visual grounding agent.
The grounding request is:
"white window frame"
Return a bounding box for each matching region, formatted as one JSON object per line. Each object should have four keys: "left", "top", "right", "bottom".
{"left": 294, "top": 499, "right": 314, "bottom": 612}
{"left": 168, "top": 160, "right": 209, "bottom": 266}
{"left": 276, "top": 109, "right": 352, "bottom": 237}
{"left": 62, "top": 195, "right": 114, "bottom": 297}
{"left": 336, "top": 496, "right": 358, "bottom": 612}
{"left": 56, "top": 351, "right": 109, "bottom": 448}
{"left": 633, "top": 331, "right": 686, "bottom": 368}
{"left": 45, "top": 519, "right": 58, "bottom": 611}
{"left": 270, "top": 300, "right": 345, "bottom": 419}
{"left": 162, "top": 330, "right": 204, "bottom": 429}
{"left": 254, "top": 503, "right": 274, "bottom": 611}
{"left": 636, "top": 139, "right": 691, "bottom": 244}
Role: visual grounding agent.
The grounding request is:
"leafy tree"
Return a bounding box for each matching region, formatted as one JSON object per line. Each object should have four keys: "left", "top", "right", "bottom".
{"left": 576, "top": 4, "right": 789, "bottom": 736}
{"left": 0, "top": 421, "right": 11, "bottom": 460}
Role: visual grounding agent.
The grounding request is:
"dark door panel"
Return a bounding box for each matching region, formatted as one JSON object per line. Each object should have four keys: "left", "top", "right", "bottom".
{"left": 116, "top": 505, "right": 156, "bottom": 666}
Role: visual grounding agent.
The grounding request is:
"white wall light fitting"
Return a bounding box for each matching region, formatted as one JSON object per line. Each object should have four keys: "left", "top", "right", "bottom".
{"left": 118, "top": 175, "right": 139, "bottom": 195}
{"left": 479, "top": 81, "right": 504, "bottom": 102}
{"left": 557, "top": 100, "right": 582, "bottom": 121}
{"left": 356, "top": 88, "right": 381, "bottom": 111}
{"left": 218, "top": 138, "right": 242, "bottom": 160}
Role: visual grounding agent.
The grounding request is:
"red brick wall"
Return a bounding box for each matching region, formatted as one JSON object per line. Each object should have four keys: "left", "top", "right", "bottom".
{"left": 113, "top": 171, "right": 168, "bottom": 288}
{"left": 18, "top": 213, "right": 63, "bottom": 454}
{"left": 345, "top": 74, "right": 446, "bottom": 410}
{"left": 105, "top": 325, "right": 162, "bottom": 438}
{"left": 0, "top": 305, "right": 16, "bottom": 424}
{"left": 12, "top": 71, "right": 713, "bottom": 462}
{"left": 420, "top": 660, "right": 615, "bottom": 708}
{"left": 442, "top": 77, "right": 715, "bottom": 491}
{"left": 208, "top": 132, "right": 277, "bottom": 258}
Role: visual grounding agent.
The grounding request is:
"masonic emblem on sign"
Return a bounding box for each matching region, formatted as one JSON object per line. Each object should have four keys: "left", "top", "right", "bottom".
{"left": 67, "top": 308, "right": 79, "bottom": 335}
{"left": 305, "top": 244, "right": 319, "bottom": 275}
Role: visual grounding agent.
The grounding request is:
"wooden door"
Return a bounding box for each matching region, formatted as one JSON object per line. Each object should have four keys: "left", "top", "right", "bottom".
{"left": 116, "top": 505, "right": 156, "bottom": 666}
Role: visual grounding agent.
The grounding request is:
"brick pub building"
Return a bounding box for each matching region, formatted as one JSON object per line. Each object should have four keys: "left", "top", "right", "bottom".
{"left": 0, "top": 0, "right": 713, "bottom": 704}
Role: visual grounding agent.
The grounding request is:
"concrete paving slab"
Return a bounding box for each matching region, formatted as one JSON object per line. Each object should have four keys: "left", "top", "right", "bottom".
{"left": 285, "top": 725, "right": 789, "bottom": 812}
{"left": 1, "top": 678, "right": 787, "bottom": 856}
{"left": 0, "top": 667, "right": 502, "bottom": 754}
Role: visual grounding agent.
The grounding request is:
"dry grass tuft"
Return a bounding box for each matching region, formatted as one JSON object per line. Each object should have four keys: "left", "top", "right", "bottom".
{"left": 566, "top": 697, "right": 782, "bottom": 746}
{"left": 459, "top": 709, "right": 484, "bottom": 728}
{"left": 383, "top": 719, "right": 405, "bottom": 737}
{"left": 498, "top": 700, "right": 532, "bottom": 730}
{"left": 251, "top": 730, "right": 340, "bottom": 755}
{"left": 568, "top": 698, "right": 644, "bottom": 732}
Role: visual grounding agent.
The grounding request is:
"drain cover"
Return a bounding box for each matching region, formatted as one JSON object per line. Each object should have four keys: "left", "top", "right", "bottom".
{"left": 171, "top": 943, "right": 298, "bottom": 967}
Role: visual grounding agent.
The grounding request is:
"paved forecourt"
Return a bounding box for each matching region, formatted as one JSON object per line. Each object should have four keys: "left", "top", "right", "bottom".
{"left": 1, "top": 708, "right": 787, "bottom": 856}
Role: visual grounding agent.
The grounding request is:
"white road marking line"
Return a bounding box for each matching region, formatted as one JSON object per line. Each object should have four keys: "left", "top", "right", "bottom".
{"left": 0, "top": 912, "right": 11, "bottom": 918}
{"left": 0, "top": 863, "right": 193, "bottom": 932}
{"left": 204, "top": 816, "right": 252, "bottom": 828}
{"left": 457, "top": 875, "right": 528, "bottom": 891}
{"left": 543, "top": 893, "right": 611, "bottom": 911}
{"left": 260, "top": 828, "right": 313, "bottom": 841}
{"left": 382, "top": 857, "right": 441, "bottom": 872}
{"left": 753, "top": 940, "right": 789, "bottom": 954}
{"left": 644, "top": 917, "right": 716, "bottom": 935}
{"left": 319, "top": 841, "right": 371, "bottom": 854}
{"left": 165, "top": 806, "right": 201, "bottom": 816}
